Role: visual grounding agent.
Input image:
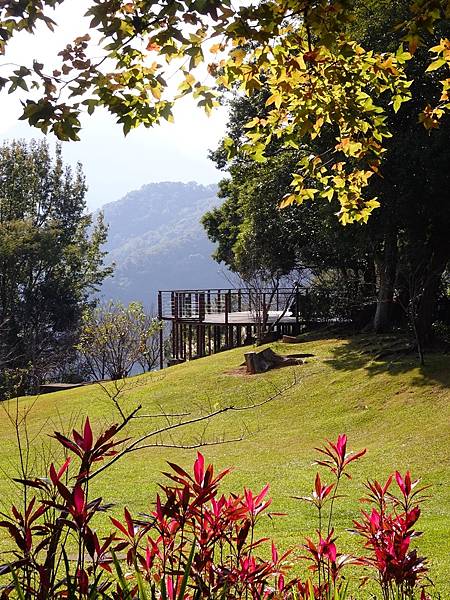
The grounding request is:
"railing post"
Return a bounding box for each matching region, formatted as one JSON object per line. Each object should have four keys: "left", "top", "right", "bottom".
{"left": 262, "top": 291, "right": 267, "bottom": 334}
{"left": 305, "top": 287, "right": 310, "bottom": 327}
{"left": 199, "top": 292, "right": 205, "bottom": 322}
{"left": 174, "top": 323, "right": 178, "bottom": 359}
{"left": 198, "top": 293, "right": 205, "bottom": 356}
{"left": 237, "top": 289, "right": 242, "bottom": 346}
{"left": 174, "top": 292, "right": 179, "bottom": 319}
{"left": 186, "top": 292, "right": 192, "bottom": 318}
{"left": 158, "top": 291, "right": 164, "bottom": 370}
{"left": 225, "top": 290, "right": 231, "bottom": 348}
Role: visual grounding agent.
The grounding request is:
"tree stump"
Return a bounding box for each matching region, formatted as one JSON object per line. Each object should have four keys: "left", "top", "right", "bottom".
{"left": 244, "top": 348, "right": 304, "bottom": 374}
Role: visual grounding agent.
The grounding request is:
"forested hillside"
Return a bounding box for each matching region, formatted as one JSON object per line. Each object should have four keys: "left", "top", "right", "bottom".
{"left": 99, "top": 182, "right": 230, "bottom": 308}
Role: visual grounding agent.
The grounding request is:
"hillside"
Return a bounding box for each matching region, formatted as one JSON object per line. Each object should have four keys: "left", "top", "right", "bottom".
{"left": 0, "top": 335, "right": 449, "bottom": 593}
{"left": 99, "top": 181, "right": 230, "bottom": 308}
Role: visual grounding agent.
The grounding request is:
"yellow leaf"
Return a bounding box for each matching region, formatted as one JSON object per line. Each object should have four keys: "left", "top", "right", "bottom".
{"left": 279, "top": 194, "right": 297, "bottom": 209}
{"left": 231, "top": 48, "right": 246, "bottom": 65}
{"left": 426, "top": 58, "right": 447, "bottom": 72}
{"left": 149, "top": 85, "right": 161, "bottom": 99}
{"left": 323, "top": 188, "right": 334, "bottom": 201}
{"left": 265, "top": 92, "right": 282, "bottom": 109}
{"left": 244, "top": 117, "right": 260, "bottom": 128}
{"left": 365, "top": 199, "right": 380, "bottom": 210}
{"left": 210, "top": 43, "right": 222, "bottom": 54}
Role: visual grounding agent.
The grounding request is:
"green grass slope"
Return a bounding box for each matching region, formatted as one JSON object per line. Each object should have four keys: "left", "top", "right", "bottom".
{"left": 0, "top": 335, "right": 449, "bottom": 592}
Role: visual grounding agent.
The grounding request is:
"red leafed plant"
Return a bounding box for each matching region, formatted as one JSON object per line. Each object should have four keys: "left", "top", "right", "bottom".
{"left": 351, "top": 471, "right": 431, "bottom": 600}
{"left": 0, "top": 421, "right": 435, "bottom": 600}
{"left": 109, "top": 452, "right": 299, "bottom": 599}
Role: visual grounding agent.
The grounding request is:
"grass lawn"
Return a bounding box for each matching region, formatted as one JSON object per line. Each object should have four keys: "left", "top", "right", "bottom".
{"left": 0, "top": 334, "right": 449, "bottom": 594}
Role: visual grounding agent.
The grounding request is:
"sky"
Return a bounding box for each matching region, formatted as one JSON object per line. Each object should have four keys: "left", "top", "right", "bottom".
{"left": 0, "top": 2, "right": 228, "bottom": 210}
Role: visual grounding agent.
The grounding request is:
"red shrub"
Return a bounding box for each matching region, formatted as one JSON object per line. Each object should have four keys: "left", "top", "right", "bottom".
{"left": 0, "top": 422, "right": 433, "bottom": 600}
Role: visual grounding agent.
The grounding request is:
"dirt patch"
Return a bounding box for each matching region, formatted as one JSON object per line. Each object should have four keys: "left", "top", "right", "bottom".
{"left": 224, "top": 366, "right": 255, "bottom": 378}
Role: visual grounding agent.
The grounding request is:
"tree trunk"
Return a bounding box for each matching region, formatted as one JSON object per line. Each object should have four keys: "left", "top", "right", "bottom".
{"left": 414, "top": 251, "right": 449, "bottom": 347}
{"left": 374, "top": 227, "right": 398, "bottom": 333}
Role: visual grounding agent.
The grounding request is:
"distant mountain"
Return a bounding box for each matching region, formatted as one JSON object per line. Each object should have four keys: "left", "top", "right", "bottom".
{"left": 99, "top": 181, "right": 230, "bottom": 309}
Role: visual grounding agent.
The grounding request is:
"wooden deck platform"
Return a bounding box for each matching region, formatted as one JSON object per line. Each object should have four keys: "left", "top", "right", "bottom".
{"left": 157, "top": 287, "right": 305, "bottom": 368}
{"left": 166, "top": 310, "right": 298, "bottom": 325}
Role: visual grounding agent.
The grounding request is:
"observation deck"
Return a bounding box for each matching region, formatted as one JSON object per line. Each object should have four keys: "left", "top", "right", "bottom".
{"left": 157, "top": 287, "right": 311, "bottom": 368}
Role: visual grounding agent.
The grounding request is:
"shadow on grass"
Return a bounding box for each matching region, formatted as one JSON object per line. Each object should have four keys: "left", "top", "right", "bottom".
{"left": 295, "top": 329, "right": 450, "bottom": 388}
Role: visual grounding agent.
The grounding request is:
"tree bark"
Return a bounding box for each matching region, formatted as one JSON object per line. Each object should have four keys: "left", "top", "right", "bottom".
{"left": 374, "top": 227, "right": 398, "bottom": 333}
{"left": 414, "top": 250, "right": 449, "bottom": 347}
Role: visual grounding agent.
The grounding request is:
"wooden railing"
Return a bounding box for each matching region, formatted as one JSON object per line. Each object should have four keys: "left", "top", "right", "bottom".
{"left": 157, "top": 287, "right": 305, "bottom": 322}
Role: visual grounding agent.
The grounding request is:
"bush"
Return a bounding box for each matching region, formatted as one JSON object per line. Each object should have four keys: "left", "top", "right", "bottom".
{"left": 0, "top": 420, "right": 435, "bottom": 599}
{"left": 77, "top": 301, "right": 163, "bottom": 381}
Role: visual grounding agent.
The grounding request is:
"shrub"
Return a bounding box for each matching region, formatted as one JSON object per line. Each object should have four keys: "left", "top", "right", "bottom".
{"left": 0, "top": 421, "right": 434, "bottom": 599}
{"left": 77, "top": 301, "right": 163, "bottom": 381}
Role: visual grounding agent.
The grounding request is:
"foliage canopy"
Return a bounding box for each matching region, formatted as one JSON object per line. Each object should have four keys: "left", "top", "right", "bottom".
{"left": 203, "top": 0, "right": 450, "bottom": 342}
{"left": 2, "top": 1, "right": 450, "bottom": 222}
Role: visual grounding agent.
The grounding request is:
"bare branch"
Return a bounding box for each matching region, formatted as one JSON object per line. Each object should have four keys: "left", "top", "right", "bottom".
{"left": 232, "top": 372, "right": 298, "bottom": 411}
{"left": 133, "top": 436, "right": 245, "bottom": 452}
{"left": 133, "top": 411, "right": 191, "bottom": 419}
{"left": 85, "top": 405, "right": 236, "bottom": 482}
{"left": 85, "top": 373, "right": 299, "bottom": 483}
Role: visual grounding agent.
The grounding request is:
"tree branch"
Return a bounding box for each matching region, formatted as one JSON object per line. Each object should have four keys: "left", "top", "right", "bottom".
{"left": 85, "top": 373, "right": 299, "bottom": 482}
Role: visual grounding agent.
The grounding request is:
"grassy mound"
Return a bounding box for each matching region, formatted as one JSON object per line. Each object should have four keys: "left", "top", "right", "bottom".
{"left": 0, "top": 335, "right": 449, "bottom": 591}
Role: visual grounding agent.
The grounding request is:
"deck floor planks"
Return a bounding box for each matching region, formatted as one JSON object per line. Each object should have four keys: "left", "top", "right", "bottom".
{"left": 162, "top": 310, "right": 298, "bottom": 325}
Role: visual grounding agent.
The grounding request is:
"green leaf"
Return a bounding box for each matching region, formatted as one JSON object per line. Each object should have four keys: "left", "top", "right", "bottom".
{"left": 136, "top": 569, "right": 150, "bottom": 600}
{"left": 392, "top": 95, "right": 402, "bottom": 112}
{"left": 11, "top": 568, "right": 26, "bottom": 600}
{"left": 160, "top": 577, "right": 168, "bottom": 600}
{"left": 61, "top": 546, "right": 77, "bottom": 598}
{"left": 111, "top": 550, "right": 132, "bottom": 598}
{"left": 177, "top": 540, "right": 196, "bottom": 600}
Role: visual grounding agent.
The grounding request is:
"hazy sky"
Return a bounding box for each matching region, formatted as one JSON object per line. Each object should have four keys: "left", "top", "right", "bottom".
{"left": 0, "top": 2, "right": 228, "bottom": 210}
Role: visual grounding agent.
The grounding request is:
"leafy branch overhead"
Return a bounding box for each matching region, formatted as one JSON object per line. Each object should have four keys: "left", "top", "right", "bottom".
{"left": 1, "top": 0, "right": 450, "bottom": 222}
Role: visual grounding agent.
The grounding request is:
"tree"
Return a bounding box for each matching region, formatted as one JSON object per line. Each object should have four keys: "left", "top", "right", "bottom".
{"left": 203, "top": 154, "right": 303, "bottom": 279}
{"left": 204, "top": 88, "right": 374, "bottom": 275}
{"left": 347, "top": 0, "right": 450, "bottom": 339}
{"left": 77, "top": 301, "right": 162, "bottom": 381}
{"left": 0, "top": 139, "right": 112, "bottom": 395}
{"left": 203, "top": 93, "right": 377, "bottom": 327}
{"left": 136, "top": 313, "right": 164, "bottom": 372}
{"left": 1, "top": 1, "right": 450, "bottom": 224}
{"left": 203, "top": 0, "right": 450, "bottom": 343}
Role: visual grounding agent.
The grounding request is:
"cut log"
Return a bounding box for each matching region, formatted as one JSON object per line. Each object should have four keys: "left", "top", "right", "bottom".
{"left": 244, "top": 348, "right": 304, "bottom": 374}
{"left": 244, "top": 352, "right": 259, "bottom": 374}
{"left": 282, "top": 335, "right": 303, "bottom": 344}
